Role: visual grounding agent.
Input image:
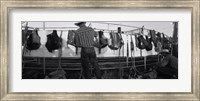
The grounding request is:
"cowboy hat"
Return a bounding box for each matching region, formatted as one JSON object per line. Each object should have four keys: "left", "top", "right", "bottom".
{"left": 75, "top": 22, "right": 86, "bottom": 26}
{"left": 159, "top": 49, "right": 170, "bottom": 54}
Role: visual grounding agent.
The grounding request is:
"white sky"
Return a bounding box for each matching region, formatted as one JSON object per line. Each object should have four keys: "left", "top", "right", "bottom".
{"left": 23, "top": 21, "right": 174, "bottom": 37}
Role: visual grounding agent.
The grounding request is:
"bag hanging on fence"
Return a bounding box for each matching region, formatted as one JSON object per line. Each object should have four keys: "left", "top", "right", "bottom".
{"left": 98, "top": 31, "right": 108, "bottom": 48}
{"left": 67, "top": 30, "right": 79, "bottom": 55}
{"left": 149, "top": 30, "right": 157, "bottom": 47}
{"left": 155, "top": 41, "right": 162, "bottom": 52}
{"left": 108, "top": 32, "right": 124, "bottom": 50}
{"left": 156, "top": 32, "right": 162, "bottom": 42}
{"left": 67, "top": 30, "right": 76, "bottom": 46}
{"left": 136, "top": 35, "right": 152, "bottom": 51}
{"left": 135, "top": 34, "right": 139, "bottom": 48}
{"left": 130, "top": 36, "right": 134, "bottom": 51}
{"left": 26, "top": 29, "right": 41, "bottom": 50}
{"left": 145, "top": 36, "right": 153, "bottom": 51}
{"left": 22, "top": 30, "right": 32, "bottom": 46}
{"left": 94, "top": 31, "right": 108, "bottom": 54}
{"left": 45, "top": 30, "right": 62, "bottom": 52}
{"left": 45, "top": 31, "right": 66, "bottom": 79}
{"left": 137, "top": 35, "right": 146, "bottom": 50}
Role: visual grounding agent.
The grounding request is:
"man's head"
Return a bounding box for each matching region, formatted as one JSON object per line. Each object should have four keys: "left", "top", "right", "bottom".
{"left": 75, "top": 22, "right": 86, "bottom": 27}
{"left": 159, "top": 49, "right": 170, "bottom": 57}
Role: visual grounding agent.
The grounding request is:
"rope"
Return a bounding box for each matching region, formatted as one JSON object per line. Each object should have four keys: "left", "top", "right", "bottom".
{"left": 133, "top": 50, "right": 141, "bottom": 75}
{"left": 126, "top": 35, "right": 129, "bottom": 68}
{"left": 57, "top": 31, "right": 63, "bottom": 71}
{"left": 129, "top": 35, "right": 133, "bottom": 78}
{"left": 43, "top": 57, "right": 45, "bottom": 75}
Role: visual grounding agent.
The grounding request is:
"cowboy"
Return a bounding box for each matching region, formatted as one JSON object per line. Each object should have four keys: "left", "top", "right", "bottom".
{"left": 74, "top": 22, "right": 101, "bottom": 79}
{"left": 156, "top": 49, "right": 178, "bottom": 79}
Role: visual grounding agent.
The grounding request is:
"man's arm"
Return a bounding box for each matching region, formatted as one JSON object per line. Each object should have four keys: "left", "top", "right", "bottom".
{"left": 73, "top": 31, "right": 81, "bottom": 47}
{"left": 94, "top": 31, "right": 98, "bottom": 37}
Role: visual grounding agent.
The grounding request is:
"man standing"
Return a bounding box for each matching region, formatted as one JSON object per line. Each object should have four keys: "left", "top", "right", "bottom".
{"left": 74, "top": 22, "right": 101, "bottom": 79}
{"left": 156, "top": 49, "right": 178, "bottom": 79}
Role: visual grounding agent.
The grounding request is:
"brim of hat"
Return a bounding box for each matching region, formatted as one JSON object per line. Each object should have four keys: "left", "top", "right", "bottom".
{"left": 75, "top": 22, "right": 86, "bottom": 26}
{"left": 159, "top": 51, "right": 170, "bottom": 54}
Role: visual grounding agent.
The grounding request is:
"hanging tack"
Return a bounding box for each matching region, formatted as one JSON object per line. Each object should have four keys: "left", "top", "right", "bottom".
{"left": 118, "top": 27, "right": 121, "bottom": 33}
{"left": 126, "top": 35, "right": 129, "bottom": 66}
{"left": 140, "top": 26, "right": 144, "bottom": 35}
{"left": 118, "top": 27, "right": 122, "bottom": 56}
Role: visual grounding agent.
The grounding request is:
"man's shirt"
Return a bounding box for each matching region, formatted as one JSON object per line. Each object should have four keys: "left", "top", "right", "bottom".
{"left": 75, "top": 26, "right": 97, "bottom": 47}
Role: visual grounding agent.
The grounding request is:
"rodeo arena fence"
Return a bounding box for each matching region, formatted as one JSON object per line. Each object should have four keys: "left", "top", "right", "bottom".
{"left": 22, "top": 21, "right": 178, "bottom": 79}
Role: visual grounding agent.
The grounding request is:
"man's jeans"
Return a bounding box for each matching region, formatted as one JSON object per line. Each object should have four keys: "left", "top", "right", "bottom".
{"left": 81, "top": 47, "right": 101, "bottom": 79}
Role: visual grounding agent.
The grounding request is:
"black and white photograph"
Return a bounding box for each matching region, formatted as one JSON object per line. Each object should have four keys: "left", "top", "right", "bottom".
{"left": 22, "top": 21, "right": 178, "bottom": 79}
{"left": 2, "top": 0, "right": 199, "bottom": 100}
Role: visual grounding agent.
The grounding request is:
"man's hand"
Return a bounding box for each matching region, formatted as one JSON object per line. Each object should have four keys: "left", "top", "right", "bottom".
{"left": 159, "top": 59, "right": 168, "bottom": 67}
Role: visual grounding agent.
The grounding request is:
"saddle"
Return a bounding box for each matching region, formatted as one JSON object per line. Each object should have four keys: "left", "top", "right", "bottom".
{"left": 149, "top": 30, "right": 157, "bottom": 47}
{"left": 26, "top": 29, "right": 41, "bottom": 50}
{"left": 136, "top": 35, "right": 152, "bottom": 51}
{"left": 108, "top": 32, "right": 124, "bottom": 50}
{"left": 45, "top": 30, "right": 62, "bottom": 52}
{"left": 94, "top": 31, "right": 109, "bottom": 54}
{"left": 67, "top": 30, "right": 76, "bottom": 46}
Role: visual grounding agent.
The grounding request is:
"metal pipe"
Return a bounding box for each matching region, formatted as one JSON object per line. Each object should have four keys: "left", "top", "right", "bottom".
{"left": 90, "top": 22, "right": 170, "bottom": 37}
{"left": 22, "top": 22, "right": 170, "bottom": 37}
{"left": 90, "top": 22, "right": 141, "bottom": 29}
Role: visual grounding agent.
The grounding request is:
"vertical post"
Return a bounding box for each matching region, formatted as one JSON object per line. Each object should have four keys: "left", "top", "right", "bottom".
{"left": 118, "top": 27, "right": 122, "bottom": 57}
{"left": 173, "top": 22, "right": 178, "bottom": 43}
{"left": 22, "top": 22, "right": 29, "bottom": 56}
{"left": 118, "top": 27, "right": 123, "bottom": 79}
{"left": 42, "top": 21, "right": 46, "bottom": 75}
{"left": 43, "top": 21, "right": 45, "bottom": 30}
